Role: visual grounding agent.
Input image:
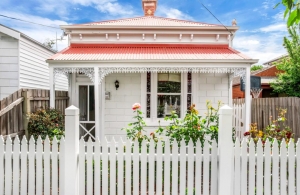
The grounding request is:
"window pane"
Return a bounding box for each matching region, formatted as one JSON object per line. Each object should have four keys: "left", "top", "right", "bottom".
{"left": 187, "top": 94, "right": 192, "bottom": 109}
{"left": 147, "top": 72, "right": 151, "bottom": 93}
{"left": 147, "top": 72, "right": 151, "bottom": 118}
{"left": 157, "top": 73, "right": 181, "bottom": 93}
{"left": 146, "top": 94, "right": 151, "bottom": 118}
{"left": 79, "top": 86, "right": 88, "bottom": 121}
{"left": 157, "top": 95, "right": 180, "bottom": 118}
{"left": 187, "top": 72, "right": 192, "bottom": 93}
{"left": 89, "top": 86, "right": 95, "bottom": 121}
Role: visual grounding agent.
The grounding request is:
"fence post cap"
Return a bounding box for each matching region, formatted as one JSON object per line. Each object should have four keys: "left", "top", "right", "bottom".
{"left": 65, "top": 105, "right": 79, "bottom": 115}
{"left": 219, "top": 105, "right": 232, "bottom": 115}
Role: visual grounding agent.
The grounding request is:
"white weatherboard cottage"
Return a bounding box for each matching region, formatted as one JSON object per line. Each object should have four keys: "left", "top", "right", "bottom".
{"left": 47, "top": 0, "right": 258, "bottom": 141}
{"left": 0, "top": 24, "right": 68, "bottom": 99}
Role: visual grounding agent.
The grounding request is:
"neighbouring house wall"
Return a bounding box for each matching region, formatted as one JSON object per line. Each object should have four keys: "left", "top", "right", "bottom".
{"left": 232, "top": 85, "right": 246, "bottom": 99}
{"left": 19, "top": 37, "right": 68, "bottom": 91}
{"left": 104, "top": 73, "right": 141, "bottom": 140}
{"left": 197, "top": 73, "right": 229, "bottom": 116}
{"left": 0, "top": 33, "right": 19, "bottom": 100}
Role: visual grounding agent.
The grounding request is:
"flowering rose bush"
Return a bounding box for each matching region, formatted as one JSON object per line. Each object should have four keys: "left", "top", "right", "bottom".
{"left": 244, "top": 108, "right": 294, "bottom": 144}
{"left": 132, "top": 103, "right": 141, "bottom": 110}
{"left": 121, "top": 103, "right": 149, "bottom": 142}
{"left": 156, "top": 101, "right": 222, "bottom": 146}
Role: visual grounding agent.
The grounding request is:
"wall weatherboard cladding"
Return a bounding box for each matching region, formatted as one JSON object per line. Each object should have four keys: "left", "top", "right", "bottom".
{"left": 0, "top": 33, "right": 19, "bottom": 100}
{"left": 197, "top": 73, "right": 229, "bottom": 116}
{"left": 19, "top": 37, "right": 68, "bottom": 91}
{"left": 104, "top": 73, "right": 141, "bottom": 141}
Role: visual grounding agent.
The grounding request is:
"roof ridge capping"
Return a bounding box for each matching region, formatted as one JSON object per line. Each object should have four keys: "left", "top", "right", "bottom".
{"left": 79, "top": 16, "right": 221, "bottom": 27}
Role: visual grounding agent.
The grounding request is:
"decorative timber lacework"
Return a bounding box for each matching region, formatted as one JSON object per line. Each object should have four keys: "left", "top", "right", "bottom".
{"left": 99, "top": 67, "right": 246, "bottom": 84}
{"left": 146, "top": 72, "right": 151, "bottom": 118}
{"left": 53, "top": 67, "right": 247, "bottom": 84}
{"left": 54, "top": 68, "right": 95, "bottom": 83}
{"left": 187, "top": 72, "right": 192, "bottom": 109}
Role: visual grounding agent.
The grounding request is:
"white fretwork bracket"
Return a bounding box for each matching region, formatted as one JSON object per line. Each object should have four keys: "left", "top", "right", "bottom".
{"left": 54, "top": 68, "right": 95, "bottom": 83}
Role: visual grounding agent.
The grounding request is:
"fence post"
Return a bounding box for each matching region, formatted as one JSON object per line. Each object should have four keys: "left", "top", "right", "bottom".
{"left": 64, "top": 105, "right": 79, "bottom": 195}
{"left": 218, "top": 105, "right": 233, "bottom": 195}
{"left": 22, "top": 90, "right": 31, "bottom": 139}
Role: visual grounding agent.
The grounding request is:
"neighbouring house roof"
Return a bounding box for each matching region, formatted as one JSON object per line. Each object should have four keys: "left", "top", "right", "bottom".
{"left": 232, "top": 65, "right": 278, "bottom": 85}
{"left": 49, "top": 44, "right": 252, "bottom": 61}
{"left": 0, "top": 24, "right": 56, "bottom": 53}
{"left": 263, "top": 54, "right": 288, "bottom": 66}
{"left": 79, "top": 16, "right": 220, "bottom": 27}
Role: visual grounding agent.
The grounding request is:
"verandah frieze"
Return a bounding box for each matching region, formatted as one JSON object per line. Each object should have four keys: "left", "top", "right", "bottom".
{"left": 53, "top": 67, "right": 246, "bottom": 84}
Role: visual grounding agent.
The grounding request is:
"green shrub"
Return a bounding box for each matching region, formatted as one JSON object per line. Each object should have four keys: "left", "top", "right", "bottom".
{"left": 156, "top": 101, "right": 221, "bottom": 146}
{"left": 244, "top": 108, "right": 294, "bottom": 145}
{"left": 27, "top": 108, "right": 65, "bottom": 140}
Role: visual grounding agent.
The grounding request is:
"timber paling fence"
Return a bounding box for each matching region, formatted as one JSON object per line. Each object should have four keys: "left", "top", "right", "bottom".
{"left": 0, "top": 89, "right": 69, "bottom": 137}
{"left": 0, "top": 105, "right": 300, "bottom": 195}
{"left": 233, "top": 97, "right": 300, "bottom": 138}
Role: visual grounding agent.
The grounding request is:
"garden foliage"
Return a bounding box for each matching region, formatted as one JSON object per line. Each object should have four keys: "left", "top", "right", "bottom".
{"left": 28, "top": 108, "right": 65, "bottom": 140}
{"left": 122, "top": 101, "right": 222, "bottom": 145}
{"left": 244, "top": 108, "right": 294, "bottom": 144}
{"left": 122, "top": 103, "right": 149, "bottom": 142}
{"left": 271, "top": 27, "right": 300, "bottom": 97}
{"left": 250, "top": 65, "right": 263, "bottom": 71}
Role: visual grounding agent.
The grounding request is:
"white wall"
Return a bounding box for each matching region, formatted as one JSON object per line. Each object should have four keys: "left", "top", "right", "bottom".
{"left": 0, "top": 33, "right": 19, "bottom": 100}
{"left": 104, "top": 73, "right": 141, "bottom": 140}
{"left": 19, "top": 37, "right": 68, "bottom": 91}
{"left": 197, "top": 73, "right": 229, "bottom": 116}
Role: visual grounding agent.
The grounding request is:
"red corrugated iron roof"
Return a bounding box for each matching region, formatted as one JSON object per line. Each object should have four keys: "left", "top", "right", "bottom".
{"left": 77, "top": 16, "right": 220, "bottom": 27}
{"left": 49, "top": 44, "right": 251, "bottom": 61}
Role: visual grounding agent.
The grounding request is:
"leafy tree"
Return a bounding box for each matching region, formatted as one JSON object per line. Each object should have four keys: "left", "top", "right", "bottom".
{"left": 251, "top": 65, "right": 263, "bottom": 71}
{"left": 43, "top": 38, "right": 55, "bottom": 49}
{"left": 271, "top": 26, "right": 300, "bottom": 97}
{"left": 275, "top": 0, "right": 300, "bottom": 27}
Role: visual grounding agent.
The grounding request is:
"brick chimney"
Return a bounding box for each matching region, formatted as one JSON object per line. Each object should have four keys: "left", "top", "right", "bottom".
{"left": 142, "top": 0, "right": 157, "bottom": 16}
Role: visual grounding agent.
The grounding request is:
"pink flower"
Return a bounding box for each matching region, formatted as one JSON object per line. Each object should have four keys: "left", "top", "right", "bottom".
{"left": 132, "top": 103, "right": 141, "bottom": 110}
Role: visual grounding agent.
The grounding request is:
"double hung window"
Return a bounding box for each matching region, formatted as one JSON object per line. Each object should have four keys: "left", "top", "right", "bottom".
{"left": 146, "top": 72, "right": 192, "bottom": 120}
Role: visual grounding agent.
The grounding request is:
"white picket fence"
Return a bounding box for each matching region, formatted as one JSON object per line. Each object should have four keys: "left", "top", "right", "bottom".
{"left": 0, "top": 105, "right": 300, "bottom": 195}
{"left": 233, "top": 103, "right": 246, "bottom": 139}
{"left": 80, "top": 138, "right": 218, "bottom": 195}
{"left": 0, "top": 136, "right": 61, "bottom": 195}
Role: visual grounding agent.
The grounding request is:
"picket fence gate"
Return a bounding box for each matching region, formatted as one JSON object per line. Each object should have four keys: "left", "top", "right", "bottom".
{"left": 0, "top": 105, "right": 300, "bottom": 195}
{"left": 232, "top": 103, "right": 245, "bottom": 139}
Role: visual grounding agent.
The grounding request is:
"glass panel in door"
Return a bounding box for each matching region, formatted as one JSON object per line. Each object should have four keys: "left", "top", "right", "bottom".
{"left": 78, "top": 85, "right": 95, "bottom": 141}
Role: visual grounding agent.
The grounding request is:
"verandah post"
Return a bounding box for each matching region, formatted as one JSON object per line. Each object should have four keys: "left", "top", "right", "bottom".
{"left": 49, "top": 66, "right": 55, "bottom": 108}
{"left": 218, "top": 105, "right": 233, "bottom": 195}
{"left": 64, "top": 105, "right": 80, "bottom": 195}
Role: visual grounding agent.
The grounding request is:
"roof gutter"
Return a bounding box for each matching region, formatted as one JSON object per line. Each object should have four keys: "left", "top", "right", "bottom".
{"left": 47, "top": 59, "right": 258, "bottom": 64}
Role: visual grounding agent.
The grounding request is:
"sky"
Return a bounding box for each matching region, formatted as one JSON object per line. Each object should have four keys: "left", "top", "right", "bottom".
{"left": 0, "top": 0, "right": 289, "bottom": 64}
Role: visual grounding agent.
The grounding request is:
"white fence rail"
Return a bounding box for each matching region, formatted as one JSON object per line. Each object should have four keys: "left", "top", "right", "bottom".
{"left": 0, "top": 105, "right": 300, "bottom": 195}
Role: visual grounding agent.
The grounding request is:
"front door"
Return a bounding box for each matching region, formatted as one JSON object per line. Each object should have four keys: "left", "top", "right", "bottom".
{"left": 78, "top": 85, "right": 95, "bottom": 141}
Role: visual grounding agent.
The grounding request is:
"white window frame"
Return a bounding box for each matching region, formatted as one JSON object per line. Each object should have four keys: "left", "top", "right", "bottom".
{"left": 141, "top": 72, "right": 191, "bottom": 126}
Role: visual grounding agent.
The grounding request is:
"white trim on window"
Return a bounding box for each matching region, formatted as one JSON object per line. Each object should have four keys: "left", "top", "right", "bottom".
{"left": 141, "top": 73, "right": 147, "bottom": 117}
{"left": 192, "top": 73, "right": 198, "bottom": 109}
